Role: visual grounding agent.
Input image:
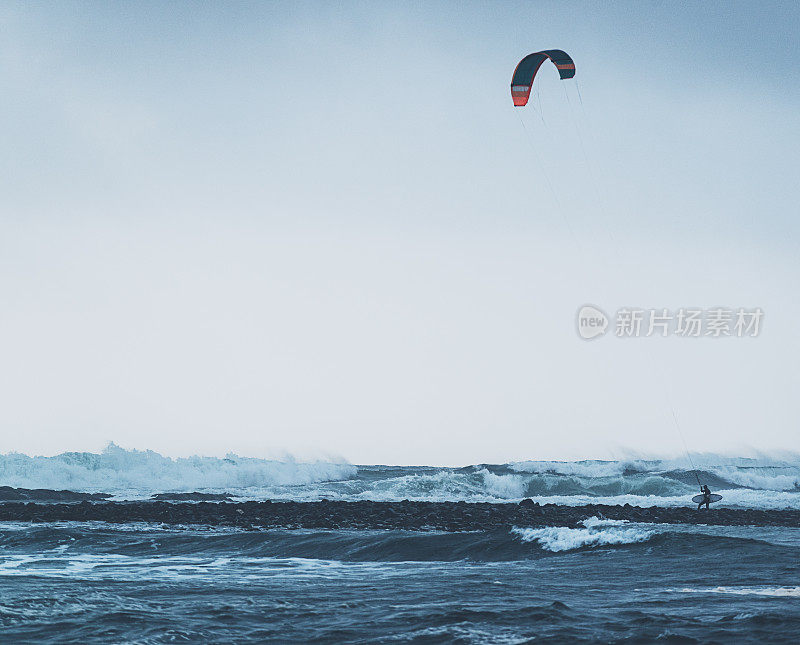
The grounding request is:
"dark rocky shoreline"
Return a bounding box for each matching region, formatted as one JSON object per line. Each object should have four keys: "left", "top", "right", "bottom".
{"left": 0, "top": 486, "right": 111, "bottom": 503}
{"left": 1, "top": 494, "right": 799, "bottom": 530}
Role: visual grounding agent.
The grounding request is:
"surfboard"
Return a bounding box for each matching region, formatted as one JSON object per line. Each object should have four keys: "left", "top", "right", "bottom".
{"left": 692, "top": 494, "right": 722, "bottom": 504}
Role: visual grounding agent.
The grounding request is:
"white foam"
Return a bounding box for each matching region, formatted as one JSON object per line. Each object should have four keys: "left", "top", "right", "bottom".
{"left": 706, "top": 466, "right": 800, "bottom": 491}
{"left": 316, "top": 469, "right": 528, "bottom": 504}
{"left": 512, "top": 520, "right": 653, "bottom": 552}
{"left": 679, "top": 586, "right": 800, "bottom": 598}
{"left": 351, "top": 470, "right": 488, "bottom": 502}
{"left": 2, "top": 446, "right": 799, "bottom": 508}
{"left": 509, "top": 454, "right": 800, "bottom": 492}
{"left": 478, "top": 469, "right": 528, "bottom": 499}
{"left": 0, "top": 444, "right": 356, "bottom": 495}
{"left": 516, "top": 489, "right": 800, "bottom": 510}
{"left": 579, "top": 516, "right": 629, "bottom": 528}
{"left": 509, "top": 460, "right": 632, "bottom": 478}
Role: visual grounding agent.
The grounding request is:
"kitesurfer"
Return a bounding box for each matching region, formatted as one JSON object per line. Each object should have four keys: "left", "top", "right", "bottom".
{"left": 697, "top": 484, "right": 712, "bottom": 510}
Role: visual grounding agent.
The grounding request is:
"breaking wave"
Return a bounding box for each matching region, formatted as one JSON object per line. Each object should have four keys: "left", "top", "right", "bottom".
{"left": 0, "top": 446, "right": 798, "bottom": 508}
{"left": 509, "top": 455, "right": 800, "bottom": 492}
{"left": 512, "top": 517, "right": 654, "bottom": 552}
{"left": 0, "top": 444, "right": 356, "bottom": 497}
{"left": 0, "top": 521, "right": 791, "bottom": 564}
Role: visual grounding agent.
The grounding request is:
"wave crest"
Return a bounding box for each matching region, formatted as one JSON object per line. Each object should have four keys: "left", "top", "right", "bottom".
{"left": 0, "top": 444, "right": 356, "bottom": 495}
{"left": 511, "top": 521, "right": 654, "bottom": 552}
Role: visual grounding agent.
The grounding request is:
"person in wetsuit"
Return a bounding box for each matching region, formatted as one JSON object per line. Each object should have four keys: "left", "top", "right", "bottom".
{"left": 697, "top": 484, "right": 712, "bottom": 510}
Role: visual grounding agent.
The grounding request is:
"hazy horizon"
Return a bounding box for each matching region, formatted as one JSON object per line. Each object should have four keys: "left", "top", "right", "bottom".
{"left": 1, "top": 1, "right": 798, "bottom": 464}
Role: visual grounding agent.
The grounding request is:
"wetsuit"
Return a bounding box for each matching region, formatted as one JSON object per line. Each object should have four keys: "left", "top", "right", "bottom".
{"left": 697, "top": 485, "right": 711, "bottom": 510}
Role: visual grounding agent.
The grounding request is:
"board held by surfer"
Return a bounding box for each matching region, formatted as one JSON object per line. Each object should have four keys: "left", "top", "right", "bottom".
{"left": 697, "top": 485, "right": 712, "bottom": 510}
{"left": 693, "top": 485, "right": 722, "bottom": 510}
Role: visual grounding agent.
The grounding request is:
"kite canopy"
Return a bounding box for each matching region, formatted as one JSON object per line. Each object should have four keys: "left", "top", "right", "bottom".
{"left": 510, "top": 50, "right": 575, "bottom": 107}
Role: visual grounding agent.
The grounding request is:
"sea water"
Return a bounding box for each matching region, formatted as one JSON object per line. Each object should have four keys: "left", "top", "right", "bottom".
{"left": 1, "top": 446, "right": 799, "bottom": 642}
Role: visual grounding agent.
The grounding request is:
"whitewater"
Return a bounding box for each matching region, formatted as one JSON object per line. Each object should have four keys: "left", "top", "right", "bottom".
{"left": 1, "top": 444, "right": 798, "bottom": 509}
{"left": 3, "top": 447, "right": 800, "bottom": 642}
{"left": 2, "top": 517, "right": 799, "bottom": 643}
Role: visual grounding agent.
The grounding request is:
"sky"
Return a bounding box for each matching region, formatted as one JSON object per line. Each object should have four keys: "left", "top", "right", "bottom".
{"left": 0, "top": 1, "right": 798, "bottom": 464}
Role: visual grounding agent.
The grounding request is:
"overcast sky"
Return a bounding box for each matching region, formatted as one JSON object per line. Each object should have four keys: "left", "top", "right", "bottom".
{"left": 1, "top": 1, "right": 798, "bottom": 464}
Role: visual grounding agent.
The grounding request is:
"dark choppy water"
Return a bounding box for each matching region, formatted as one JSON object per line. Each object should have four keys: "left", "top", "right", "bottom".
{"left": 1, "top": 520, "right": 799, "bottom": 643}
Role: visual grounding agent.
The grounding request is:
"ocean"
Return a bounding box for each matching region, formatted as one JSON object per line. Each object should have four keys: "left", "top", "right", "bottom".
{"left": 1, "top": 446, "right": 799, "bottom": 643}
